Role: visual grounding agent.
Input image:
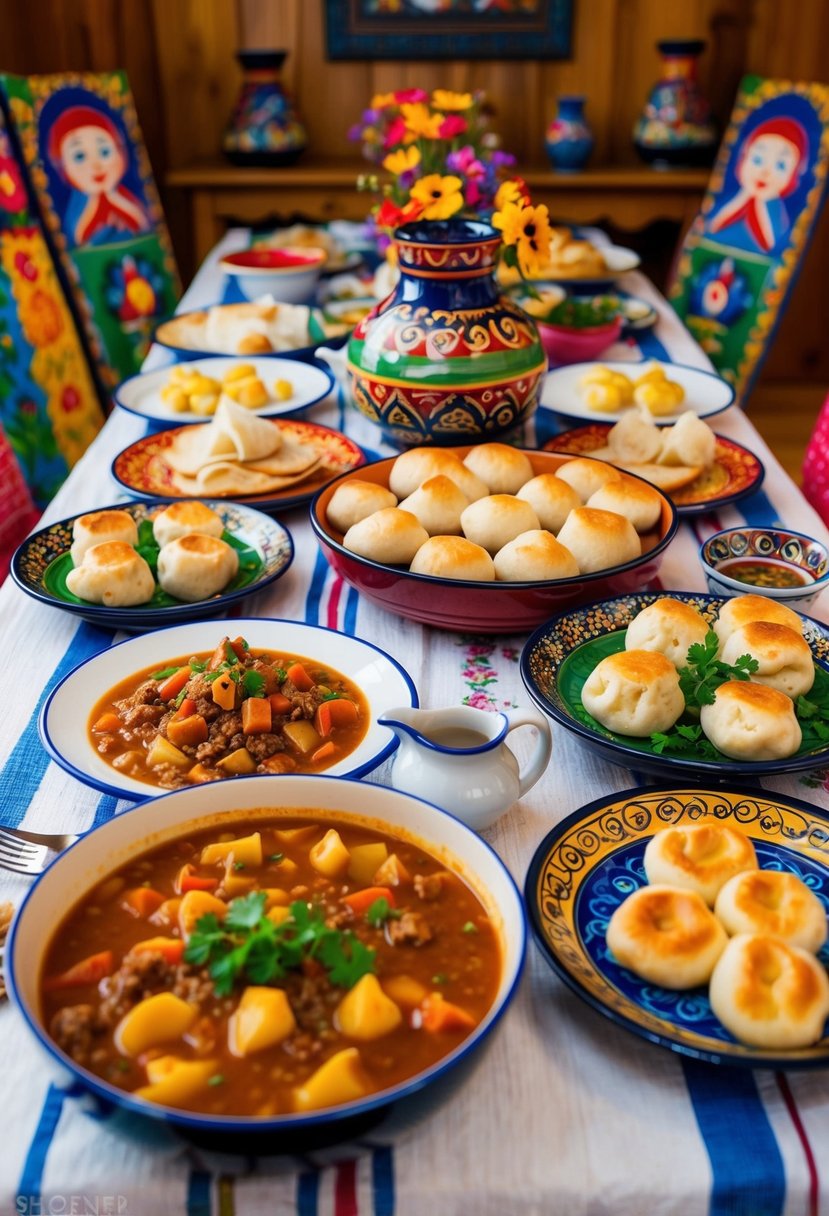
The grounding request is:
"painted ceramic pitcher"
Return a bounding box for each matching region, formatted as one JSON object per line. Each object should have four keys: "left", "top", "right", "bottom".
{"left": 346, "top": 218, "right": 546, "bottom": 447}
{"left": 379, "top": 704, "right": 553, "bottom": 832}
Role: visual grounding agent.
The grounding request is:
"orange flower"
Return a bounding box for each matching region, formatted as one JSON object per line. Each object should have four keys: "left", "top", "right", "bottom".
{"left": 431, "top": 90, "right": 473, "bottom": 112}
{"left": 20, "top": 288, "right": 63, "bottom": 347}
{"left": 401, "top": 103, "right": 445, "bottom": 142}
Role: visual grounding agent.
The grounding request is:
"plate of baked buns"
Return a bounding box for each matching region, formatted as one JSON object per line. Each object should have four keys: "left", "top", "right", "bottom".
{"left": 521, "top": 591, "right": 829, "bottom": 778}
{"left": 541, "top": 360, "right": 735, "bottom": 424}
{"left": 526, "top": 785, "right": 829, "bottom": 1067}
{"left": 11, "top": 500, "right": 294, "bottom": 630}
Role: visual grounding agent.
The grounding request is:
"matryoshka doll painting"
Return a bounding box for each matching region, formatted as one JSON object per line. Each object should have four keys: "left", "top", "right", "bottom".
{"left": 669, "top": 76, "right": 829, "bottom": 402}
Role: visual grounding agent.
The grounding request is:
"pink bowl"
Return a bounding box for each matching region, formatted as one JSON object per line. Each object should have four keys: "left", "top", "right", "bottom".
{"left": 310, "top": 448, "right": 678, "bottom": 635}
{"left": 537, "top": 315, "right": 623, "bottom": 367}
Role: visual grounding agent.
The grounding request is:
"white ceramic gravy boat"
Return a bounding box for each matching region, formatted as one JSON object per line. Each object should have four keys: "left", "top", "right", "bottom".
{"left": 379, "top": 704, "right": 552, "bottom": 832}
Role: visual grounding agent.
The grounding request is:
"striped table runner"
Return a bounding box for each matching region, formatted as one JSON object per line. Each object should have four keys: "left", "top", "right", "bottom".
{"left": 1, "top": 229, "right": 828, "bottom": 1216}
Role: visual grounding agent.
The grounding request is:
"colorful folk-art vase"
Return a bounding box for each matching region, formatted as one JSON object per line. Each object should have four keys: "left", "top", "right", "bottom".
{"left": 633, "top": 40, "right": 718, "bottom": 168}
{"left": 223, "top": 50, "right": 307, "bottom": 167}
{"left": 346, "top": 219, "right": 546, "bottom": 447}
{"left": 545, "top": 96, "right": 594, "bottom": 172}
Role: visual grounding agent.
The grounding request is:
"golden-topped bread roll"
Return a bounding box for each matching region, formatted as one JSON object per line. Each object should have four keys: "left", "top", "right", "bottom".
{"left": 409, "top": 535, "right": 495, "bottom": 582}
{"left": 715, "top": 871, "right": 828, "bottom": 954}
{"left": 643, "top": 824, "right": 757, "bottom": 907}
{"left": 657, "top": 411, "right": 716, "bottom": 469}
{"left": 709, "top": 934, "right": 829, "bottom": 1048}
{"left": 699, "top": 681, "right": 802, "bottom": 760}
{"left": 585, "top": 478, "right": 663, "bottom": 534}
{"left": 460, "top": 495, "right": 540, "bottom": 555}
{"left": 516, "top": 474, "right": 580, "bottom": 533}
{"left": 713, "top": 594, "right": 804, "bottom": 647}
{"left": 608, "top": 410, "right": 662, "bottom": 464}
{"left": 326, "top": 480, "right": 398, "bottom": 533}
{"left": 397, "top": 475, "right": 469, "bottom": 536}
{"left": 581, "top": 649, "right": 684, "bottom": 736}
{"left": 719, "top": 621, "right": 815, "bottom": 699}
{"left": 65, "top": 541, "right": 155, "bottom": 607}
{"left": 156, "top": 534, "right": 239, "bottom": 602}
{"left": 462, "top": 443, "right": 534, "bottom": 494}
{"left": 493, "top": 530, "right": 579, "bottom": 582}
{"left": 555, "top": 457, "right": 623, "bottom": 503}
{"left": 70, "top": 510, "right": 139, "bottom": 567}
{"left": 556, "top": 507, "right": 641, "bottom": 573}
{"left": 624, "top": 598, "right": 710, "bottom": 669}
{"left": 152, "top": 501, "right": 224, "bottom": 548}
{"left": 388, "top": 448, "right": 488, "bottom": 502}
{"left": 606, "top": 885, "right": 728, "bottom": 988}
{"left": 343, "top": 508, "right": 429, "bottom": 565}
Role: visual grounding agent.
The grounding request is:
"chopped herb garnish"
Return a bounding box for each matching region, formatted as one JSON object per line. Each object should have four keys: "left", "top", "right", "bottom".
{"left": 207, "top": 1074, "right": 225, "bottom": 1087}
{"left": 189, "top": 660, "right": 207, "bottom": 674}
{"left": 242, "top": 669, "right": 266, "bottom": 700}
{"left": 117, "top": 1059, "right": 131, "bottom": 1073}
{"left": 462, "top": 921, "right": 478, "bottom": 935}
{"left": 224, "top": 642, "right": 238, "bottom": 665}
{"left": 174, "top": 687, "right": 188, "bottom": 709}
{"left": 151, "top": 665, "right": 181, "bottom": 681}
{"left": 365, "top": 897, "right": 401, "bottom": 927}
{"left": 321, "top": 691, "right": 342, "bottom": 702}
{"left": 432, "top": 973, "right": 448, "bottom": 985}
{"left": 677, "top": 631, "right": 758, "bottom": 710}
{"left": 234, "top": 861, "right": 246, "bottom": 872}
{"left": 274, "top": 668, "right": 287, "bottom": 683}
{"left": 269, "top": 852, "right": 285, "bottom": 863}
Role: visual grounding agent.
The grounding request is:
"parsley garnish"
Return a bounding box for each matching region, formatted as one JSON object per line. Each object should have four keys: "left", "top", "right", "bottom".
{"left": 365, "top": 897, "right": 401, "bottom": 927}
{"left": 678, "top": 631, "right": 759, "bottom": 709}
{"left": 184, "top": 891, "right": 375, "bottom": 996}
{"left": 207, "top": 1074, "right": 224, "bottom": 1087}
{"left": 174, "top": 687, "right": 188, "bottom": 709}
{"left": 432, "top": 973, "right": 448, "bottom": 985}
{"left": 189, "top": 660, "right": 207, "bottom": 674}
{"left": 269, "top": 852, "right": 284, "bottom": 863}
{"left": 242, "top": 669, "right": 266, "bottom": 699}
{"left": 151, "top": 665, "right": 181, "bottom": 681}
{"left": 462, "top": 921, "right": 478, "bottom": 935}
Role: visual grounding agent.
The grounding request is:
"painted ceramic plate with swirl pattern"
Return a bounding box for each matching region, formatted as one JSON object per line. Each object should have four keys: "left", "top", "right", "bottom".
{"left": 111, "top": 418, "right": 365, "bottom": 514}
{"left": 10, "top": 500, "right": 294, "bottom": 631}
{"left": 526, "top": 784, "right": 829, "bottom": 1067}
{"left": 521, "top": 591, "right": 829, "bottom": 779}
{"left": 544, "top": 425, "right": 765, "bottom": 514}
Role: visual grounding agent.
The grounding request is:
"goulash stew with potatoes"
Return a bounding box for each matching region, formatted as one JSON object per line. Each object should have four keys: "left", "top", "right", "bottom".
{"left": 40, "top": 815, "right": 501, "bottom": 1116}
{"left": 88, "top": 636, "right": 368, "bottom": 788}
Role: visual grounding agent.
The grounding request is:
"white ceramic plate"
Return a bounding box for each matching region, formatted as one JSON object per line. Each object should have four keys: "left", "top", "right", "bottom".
{"left": 40, "top": 619, "right": 418, "bottom": 800}
{"left": 115, "top": 356, "right": 335, "bottom": 426}
{"left": 533, "top": 245, "right": 641, "bottom": 289}
{"left": 540, "top": 359, "right": 735, "bottom": 424}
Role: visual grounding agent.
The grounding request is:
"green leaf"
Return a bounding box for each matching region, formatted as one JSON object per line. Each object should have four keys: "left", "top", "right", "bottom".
{"left": 241, "top": 669, "right": 266, "bottom": 700}
{"left": 225, "top": 890, "right": 267, "bottom": 931}
{"left": 151, "top": 665, "right": 182, "bottom": 681}
{"left": 365, "top": 896, "right": 401, "bottom": 927}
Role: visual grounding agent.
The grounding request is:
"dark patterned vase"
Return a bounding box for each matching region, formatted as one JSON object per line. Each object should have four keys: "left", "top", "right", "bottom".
{"left": 346, "top": 219, "right": 546, "bottom": 447}
{"left": 633, "top": 39, "right": 718, "bottom": 169}
{"left": 222, "top": 50, "right": 307, "bottom": 167}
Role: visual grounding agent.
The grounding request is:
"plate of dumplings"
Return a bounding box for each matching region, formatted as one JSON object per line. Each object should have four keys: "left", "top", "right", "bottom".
{"left": 11, "top": 500, "right": 294, "bottom": 630}
{"left": 521, "top": 590, "right": 829, "bottom": 778}
{"left": 526, "top": 785, "right": 829, "bottom": 1066}
{"left": 540, "top": 360, "right": 735, "bottom": 424}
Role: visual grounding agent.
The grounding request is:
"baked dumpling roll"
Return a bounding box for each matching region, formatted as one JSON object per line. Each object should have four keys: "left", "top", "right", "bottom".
{"left": 699, "top": 681, "right": 802, "bottom": 760}
{"left": 398, "top": 475, "right": 469, "bottom": 536}
{"left": 516, "top": 474, "right": 580, "bottom": 534}
{"left": 643, "top": 824, "right": 757, "bottom": 907}
{"left": 388, "top": 448, "right": 488, "bottom": 502}
{"left": 720, "top": 621, "right": 814, "bottom": 699}
{"left": 658, "top": 411, "right": 716, "bottom": 469}
{"left": 343, "top": 508, "right": 428, "bottom": 564}
{"left": 624, "top": 597, "right": 710, "bottom": 669}
{"left": 713, "top": 593, "right": 804, "bottom": 647}
{"left": 555, "top": 457, "right": 622, "bottom": 503}
{"left": 715, "top": 871, "right": 828, "bottom": 954}
{"left": 70, "top": 510, "right": 138, "bottom": 567}
{"left": 66, "top": 541, "right": 155, "bottom": 607}
{"left": 493, "top": 530, "right": 579, "bottom": 581}
{"left": 586, "top": 479, "right": 663, "bottom": 533}
{"left": 556, "top": 507, "right": 641, "bottom": 573}
{"left": 462, "top": 443, "right": 534, "bottom": 494}
{"left": 460, "top": 495, "right": 540, "bottom": 554}
{"left": 581, "top": 650, "right": 684, "bottom": 736}
{"left": 410, "top": 536, "right": 495, "bottom": 582}
{"left": 152, "top": 501, "right": 224, "bottom": 548}
{"left": 606, "top": 885, "right": 727, "bottom": 988}
{"left": 709, "top": 934, "right": 829, "bottom": 1049}
{"left": 326, "top": 480, "right": 397, "bottom": 533}
{"left": 157, "top": 534, "right": 239, "bottom": 602}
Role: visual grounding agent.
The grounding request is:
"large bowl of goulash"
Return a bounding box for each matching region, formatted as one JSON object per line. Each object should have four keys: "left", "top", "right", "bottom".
{"left": 7, "top": 775, "right": 525, "bottom": 1146}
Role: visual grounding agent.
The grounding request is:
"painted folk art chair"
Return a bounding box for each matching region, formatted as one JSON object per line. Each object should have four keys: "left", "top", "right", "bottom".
{"left": 668, "top": 75, "right": 829, "bottom": 404}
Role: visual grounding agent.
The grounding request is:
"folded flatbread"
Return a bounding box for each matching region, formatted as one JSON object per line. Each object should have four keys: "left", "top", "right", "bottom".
{"left": 588, "top": 445, "right": 703, "bottom": 491}
{"left": 171, "top": 458, "right": 322, "bottom": 497}
{"left": 166, "top": 398, "right": 283, "bottom": 475}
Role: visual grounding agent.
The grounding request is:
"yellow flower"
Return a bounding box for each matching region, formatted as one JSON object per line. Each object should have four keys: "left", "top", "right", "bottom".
{"left": 494, "top": 179, "right": 526, "bottom": 211}
{"left": 431, "top": 89, "right": 473, "bottom": 112}
{"left": 401, "top": 103, "right": 445, "bottom": 141}
{"left": 371, "top": 93, "right": 397, "bottom": 109}
{"left": 493, "top": 201, "right": 553, "bottom": 278}
{"left": 410, "top": 174, "right": 464, "bottom": 220}
{"left": 382, "top": 146, "right": 421, "bottom": 175}
{"left": 19, "top": 288, "right": 64, "bottom": 347}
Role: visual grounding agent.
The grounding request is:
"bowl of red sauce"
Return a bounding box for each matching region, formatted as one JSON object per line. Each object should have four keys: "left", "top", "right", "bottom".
{"left": 700, "top": 526, "right": 829, "bottom": 610}
{"left": 220, "top": 247, "right": 328, "bottom": 303}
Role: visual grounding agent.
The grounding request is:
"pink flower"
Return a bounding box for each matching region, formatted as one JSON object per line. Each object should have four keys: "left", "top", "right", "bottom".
{"left": 61, "top": 385, "right": 81, "bottom": 413}
{"left": 393, "top": 88, "right": 429, "bottom": 104}
{"left": 14, "top": 251, "right": 37, "bottom": 282}
{"left": 439, "top": 115, "right": 468, "bottom": 139}
{"left": 383, "top": 117, "right": 408, "bottom": 149}
{"left": 466, "top": 644, "right": 492, "bottom": 657}
{"left": 466, "top": 692, "right": 494, "bottom": 710}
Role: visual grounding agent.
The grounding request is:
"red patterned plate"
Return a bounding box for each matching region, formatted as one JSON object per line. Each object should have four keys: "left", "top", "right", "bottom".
{"left": 112, "top": 418, "right": 365, "bottom": 514}
{"left": 543, "top": 424, "right": 764, "bottom": 516}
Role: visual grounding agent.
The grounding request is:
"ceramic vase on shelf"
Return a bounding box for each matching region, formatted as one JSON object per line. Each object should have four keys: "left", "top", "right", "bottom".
{"left": 545, "top": 95, "right": 594, "bottom": 172}
{"left": 633, "top": 39, "right": 718, "bottom": 169}
{"left": 222, "top": 50, "right": 307, "bottom": 167}
{"left": 346, "top": 219, "right": 546, "bottom": 448}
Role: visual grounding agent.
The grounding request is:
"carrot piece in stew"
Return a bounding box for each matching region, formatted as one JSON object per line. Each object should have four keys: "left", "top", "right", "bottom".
{"left": 310, "top": 741, "right": 337, "bottom": 764}
{"left": 420, "top": 992, "right": 476, "bottom": 1033}
{"left": 92, "top": 711, "right": 121, "bottom": 733}
{"left": 314, "top": 698, "right": 359, "bottom": 738}
{"left": 130, "top": 937, "right": 186, "bottom": 964}
{"left": 121, "top": 887, "right": 166, "bottom": 919}
{"left": 268, "top": 693, "right": 293, "bottom": 715}
{"left": 173, "top": 698, "right": 197, "bottom": 720}
{"left": 286, "top": 662, "right": 314, "bottom": 691}
{"left": 167, "top": 715, "right": 209, "bottom": 749}
{"left": 228, "top": 637, "right": 248, "bottom": 661}
{"left": 43, "top": 950, "right": 115, "bottom": 991}
{"left": 241, "top": 698, "right": 272, "bottom": 736}
{"left": 175, "top": 863, "right": 219, "bottom": 894}
{"left": 157, "top": 667, "right": 191, "bottom": 700}
{"left": 340, "top": 886, "right": 396, "bottom": 915}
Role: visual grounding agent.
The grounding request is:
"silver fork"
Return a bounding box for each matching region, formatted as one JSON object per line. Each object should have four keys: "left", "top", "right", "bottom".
{"left": 0, "top": 826, "right": 80, "bottom": 876}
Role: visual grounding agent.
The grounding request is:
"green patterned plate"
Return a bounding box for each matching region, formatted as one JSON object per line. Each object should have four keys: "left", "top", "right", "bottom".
{"left": 11, "top": 500, "right": 294, "bottom": 631}
{"left": 520, "top": 591, "right": 829, "bottom": 779}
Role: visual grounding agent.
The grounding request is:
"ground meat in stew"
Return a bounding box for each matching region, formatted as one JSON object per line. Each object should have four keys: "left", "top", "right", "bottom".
{"left": 386, "top": 911, "right": 434, "bottom": 947}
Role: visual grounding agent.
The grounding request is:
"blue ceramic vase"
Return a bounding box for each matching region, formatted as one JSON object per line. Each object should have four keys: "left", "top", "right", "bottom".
{"left": 223, "top": 50, "right": 307, "bottom": 166}
{"left": 545, "top": 96, "right": 594, "bottom": 172}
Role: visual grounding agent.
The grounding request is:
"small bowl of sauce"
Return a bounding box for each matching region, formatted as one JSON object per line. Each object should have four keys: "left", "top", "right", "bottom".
{"left": 700, "top": 526, "right": 829, "bottom": 610}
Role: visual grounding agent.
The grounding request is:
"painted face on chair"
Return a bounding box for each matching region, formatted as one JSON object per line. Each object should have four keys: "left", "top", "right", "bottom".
{"left": 737, "top": 133, "right": 801, "bottom": 200}
{"left": 59, "top": 126, "right": 124, "bottom": 196}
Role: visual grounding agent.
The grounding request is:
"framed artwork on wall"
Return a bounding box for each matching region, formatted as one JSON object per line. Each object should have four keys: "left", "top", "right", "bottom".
{"left": 325, "top": 0, "right": 573, "bottom": 61}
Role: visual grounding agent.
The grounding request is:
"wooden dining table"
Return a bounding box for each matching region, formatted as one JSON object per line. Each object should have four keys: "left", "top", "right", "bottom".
{"left": 1, "top": 227, "right": 828, "bottom": 1216}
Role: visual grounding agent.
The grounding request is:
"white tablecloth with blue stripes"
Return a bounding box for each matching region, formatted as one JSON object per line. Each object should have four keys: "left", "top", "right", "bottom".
{"left": 1, "top": 228, "right": 828, "bottom": 1216}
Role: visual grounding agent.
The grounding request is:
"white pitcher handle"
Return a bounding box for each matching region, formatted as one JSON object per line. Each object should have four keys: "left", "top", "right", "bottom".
{"left": 503, "top": 707, "right": 553, "bottom": 798}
